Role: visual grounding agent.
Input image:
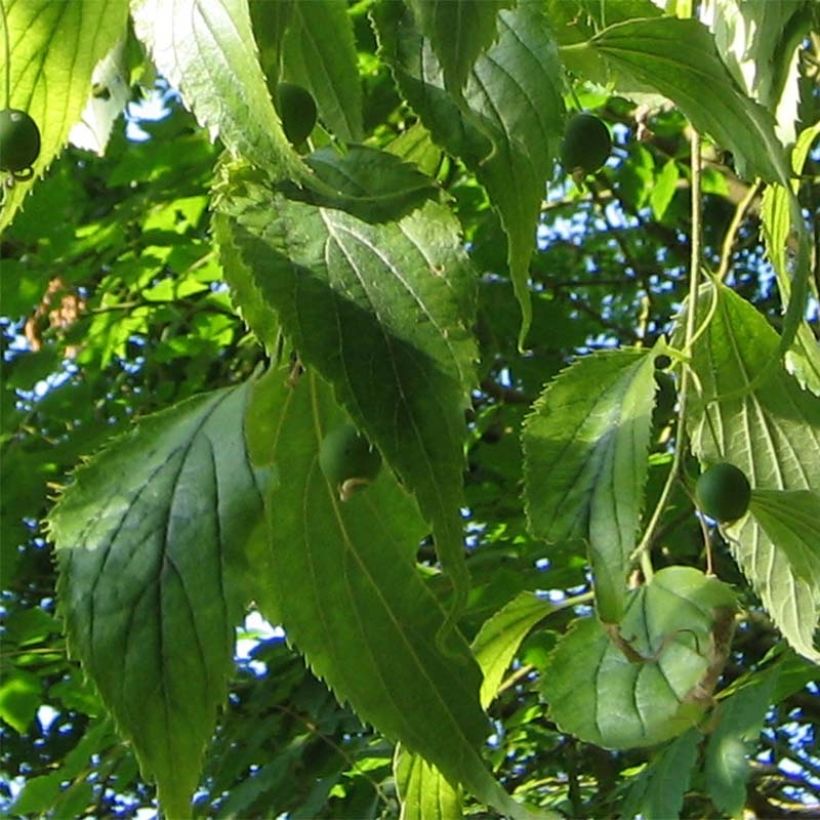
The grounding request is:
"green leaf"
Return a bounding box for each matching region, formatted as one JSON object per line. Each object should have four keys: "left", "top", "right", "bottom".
{"left": 405, "top": 0, "right": 508, "bottom": 92}
{"left": 375, "top": 3, "right": 565, "bottom": 346}
{"left": 709, "top": 0, "right": 813, "bottom": 145}
{"left": 50, "top": 381, "right": 267, "bottom": 818}
{"left": 0, "top": 0, "right": 130, "bottom": 231}
{"left": 215, "top": 167, "right": 478, "bottom": 626}
{"left": 278, "top": 144, "right": 438, "bottom": 223}
{"left": 542, "top": 567, "right": 736, "bottom": 749}
{"left": 620, "top": 728, "right": 701, "bottom": 820}
{"left": 0, "top": 668, "right": 42, "bottom": 733}
{"left": 394, "top": 745, "right": 463, "bottom": 820}
{"left": 386, "top": 122, "right": 446, "bottom": 178}
{"left": 246, "top": 367, "right": 540, "bottom": 820}
{"left": 523, "top": 347, "right": 656, "bottom": 622}
{"left": 679, "top": 283, "right": 820, "bottom": 662}
{"left": 472, "top": 591, "right": 555, "bottom": 709}
{"left": 11, "top": 720, "right": 114, "bottom": 814}
{"left": 395, "top": 591, "right": 560, "bottom": 820}
{"left": 131, "top": 0, "right": 302, "bottom": 180}
{"left": 588, "top": 17, "right": 790, "bottom": 184}
{"left": 649, "top": 159, "right": 679, "bottom": 222}
{"left": 280, "top": 0, "right": 364, "bottom": 142}
{"left": 761, "top": 122, "right": 820, "bottom": 395}
{"left": 705, "top": 666, "right": 779, "bottom": 817}
{"left": 749, "top": 490, "right": 820, "bottom": 590}
{"left": 213, "top": 183, "right": 281, "bottom": 354}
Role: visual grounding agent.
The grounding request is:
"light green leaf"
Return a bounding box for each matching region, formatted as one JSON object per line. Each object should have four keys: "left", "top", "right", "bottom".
{"left": 280, "top": 0, "right": 363, "bottom": 141}
{"left": 679, "top": 283, "right": 820, "bottom": 662}
{"left": 761, "top": 122, "right": 820, "bottom": 395}
{"left": 246, "top": 367, "right": 541, "bottom": 820}
{"left": 386, "top": 122, "right": 446, "bottom": 178}
{"left": 620, "top": 727, "right": 701, "bottom": 820}
{"left": 50, "top": 382, "right": 267, "bottom": 818}
{"left": 405, "top": 0, "right": 508, "bottom": 92}
{"left": 588, "top": 17, "right": 790, "bottom": 184}
{"left": 650, "top": 159, "right": 679, "bottom": 222}
{"left": 708, "top": 0, "right": 813, "bottom": 145}
{"left": 278, "top": 144, "right": 438, "bottom": 223}
{"left": 523, "top": 348, "right": 656, "bottom": 622}
{"left": 542, "top": 567, "right": 736, "bottom": 750}
{"left": 215, "top": 166, "right": 477, "bottom": 628}
{"left": 705, "top": 665, "right": 779, "bottom": 817}
{"left": 749, "top": 490, "right": 820, "bottom": 590}
{"left": 394, "top": 745, "right": 463, "bottom": 820}
{"left": 131, "top": 0, "right": 302, "bottom": 180}
{"left": 11, "top": 720, "right": 114, "bottom": 815}
{"left": 69, "top": 37, "right": 131, "bottom": 155}
{"left": 0, "top": 0, "right": 130, "bottom": 231}
{"left": 213, "top": 179, "right": 281, "bottom": 354}
{"left": 0, "top": 669, "right": 42, "bottom": 734}
{"left": 473, "top": 591, "right": 555, "bottom": 709}
{"left": 375, "top": 3, "right": 564, "bottom": 346}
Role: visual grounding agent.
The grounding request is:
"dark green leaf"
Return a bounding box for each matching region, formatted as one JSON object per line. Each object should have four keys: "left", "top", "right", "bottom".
{"left": 706, "top": 667, "right": 779, "bottom": 816}
{"left": 621, "top": 728, "right": 701, "bottom": 820}
{"left": 246, "top": 367, "right": 542, "bottom": 819}
{"left": 375, "top": 3, "right": 564, "bottom": 345}
{"left": 216, "top": 167, "right": 477, "bottom": 626}
{"left": 50, "top": 382, "right": 267, "bottom": 817}
{"left": 405, "top": 0, "right": 508, "bottom": 92}
{"left": 281, "top": 0, "right": 364, "bottom": 141}
{"left": 278, "top": 144, "right": 438, "bottom": 223}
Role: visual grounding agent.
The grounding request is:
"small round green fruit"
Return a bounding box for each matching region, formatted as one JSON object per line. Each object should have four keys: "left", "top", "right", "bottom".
{"left": 0, "top": 109, "right": 41, "bottom": 173}
{"left": 276, "top": 82, "right": 317, "bottom": 146}
{"left": 319, "top": 423, "right": 382, "bottom": 500}
{"left": 560, "top": 112, "right": 611, "bottom": 176}
{"left": 695, "top": 463, "right": 751, "bottom": 522}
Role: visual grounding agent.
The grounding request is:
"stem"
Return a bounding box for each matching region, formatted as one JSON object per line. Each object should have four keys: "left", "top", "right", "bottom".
{"left": 716, "top": 180, "right": 761, "bottom": 282}
{"left": 0, "top": 0, "right": 9, "bottom": 109}
{"left": 631, "top": 129, "right": 703, "bottom": 566}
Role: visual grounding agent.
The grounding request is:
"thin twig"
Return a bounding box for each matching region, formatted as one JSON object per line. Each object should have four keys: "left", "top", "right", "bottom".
{"left": 632, "top": 130, "right": 703, "bottom": 575}
{"left": 716, "top": 179, "right": 762, "bottom": 282}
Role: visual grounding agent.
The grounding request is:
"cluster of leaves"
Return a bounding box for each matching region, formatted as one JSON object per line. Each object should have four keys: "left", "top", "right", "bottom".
{"left": 2, "top": 0, "right": 819, "bottom": 818}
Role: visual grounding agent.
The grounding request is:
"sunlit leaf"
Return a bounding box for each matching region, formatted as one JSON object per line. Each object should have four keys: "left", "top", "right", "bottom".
{"left": 543, "top": 567, "right": 736, "bottom": 749}
{"left": 394, "top": 745, "right": 462, "bottom": 820}
{"left": 588, "top": 17, "right": 790, "bottom": 184}
{"left": 523, "top": 348, "right": 656, "bottom": 622}
{"left": 131, "top": 0, "right": 302, "bottom": 180}
{"left": 680, "top": 283, "right": 820, "bottom": 661}
{"left": 761, "top": 122, "right": 820, "bottom": 395}
{"left": 0, "top": 0, "right": 130, "bottom": 231}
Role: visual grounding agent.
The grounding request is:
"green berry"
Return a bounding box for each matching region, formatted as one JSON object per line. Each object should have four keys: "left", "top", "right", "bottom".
{"left": 560, "top": 113, "right": 611, "bottom": 176}
{"left": 696, "top": 463, "right": 751, "bottom": 522}
{"left": 0, "top": 109, "right": 41, "bottom": 173}
{"left": 276, "top": 82, "right": 317, "bottom": 146}
{"left": 319, "top": 424, "right": 382, "bottom": 500}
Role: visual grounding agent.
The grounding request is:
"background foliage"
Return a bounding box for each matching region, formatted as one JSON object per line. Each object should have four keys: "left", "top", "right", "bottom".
{"left": 1, "top": 0, "right": 819, "bottom": 818}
